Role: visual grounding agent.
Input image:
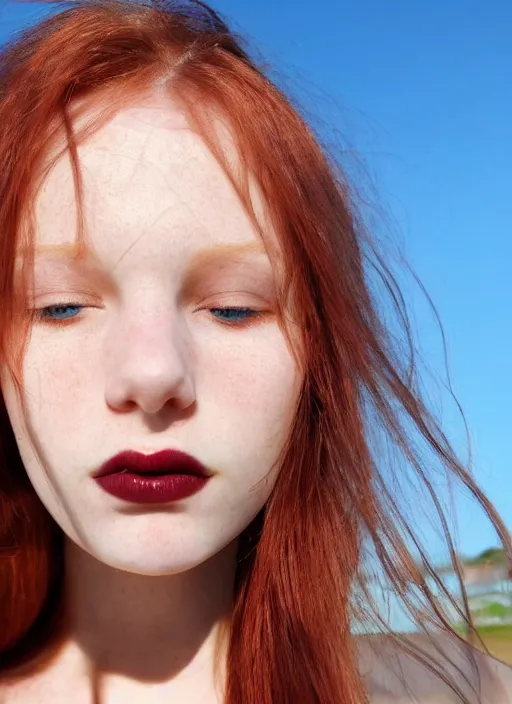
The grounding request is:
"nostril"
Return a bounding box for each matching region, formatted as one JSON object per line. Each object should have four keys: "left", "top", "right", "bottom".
{"left": 105, "top": 372, "right": 195, "bottom": 416}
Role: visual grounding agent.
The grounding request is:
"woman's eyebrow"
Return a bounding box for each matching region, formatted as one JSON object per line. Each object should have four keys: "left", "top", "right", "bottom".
{"left": 19, "top": 244, "right": 94, "bottom": 265}
{"left": 25, "top": 241, "right": 274, "bottom": 292}
{"left": 182, "top": 243, "right": 272, "bottom": 290}
{"left": 177, "top": 243, "right": 275, "bottom": 301}
{"left": 25, "top": 245, "right": 116, "bottom": 293}
{"left": 30, "top": 242, "right": 267, "bottom": 263}
{"left": 34, "top": 244, "right": 82, "bottom": 257}
{"left": 187, "top": 242, "right": 268, "bottom": 269}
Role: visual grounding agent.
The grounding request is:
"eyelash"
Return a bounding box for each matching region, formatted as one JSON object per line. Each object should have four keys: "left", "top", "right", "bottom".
{"left": 34, "top": 304, "right": 83, "bottom": 324}
{"left": 33, "top": 304, "right": 263, "bottom": 327}
{"left": 208, "top": 307, "right": 262, "bottom": 325}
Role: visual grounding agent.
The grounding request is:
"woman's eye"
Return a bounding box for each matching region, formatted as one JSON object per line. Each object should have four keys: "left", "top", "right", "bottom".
{"left": 34, "top": 304, "right": 262, "bottom": 325}
{"left": 37, "top": 304, "right": 84, "bottom": 322}
{"left": 209, "top": 307, "right": 260, "bottom": 324}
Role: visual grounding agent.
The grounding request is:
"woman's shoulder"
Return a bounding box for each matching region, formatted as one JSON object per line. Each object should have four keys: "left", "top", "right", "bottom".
{"left": 356, "top": 631, "right": 512, "bottom": 703}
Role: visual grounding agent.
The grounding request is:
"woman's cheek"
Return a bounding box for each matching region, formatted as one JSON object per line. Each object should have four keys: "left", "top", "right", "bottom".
{"left": 196, "top": 325, "right": 300, "bottom": 414}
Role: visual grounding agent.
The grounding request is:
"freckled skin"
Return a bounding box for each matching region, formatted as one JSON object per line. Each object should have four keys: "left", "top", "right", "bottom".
{"left": 2, "top": 97, "right": 302, "bottom": 577}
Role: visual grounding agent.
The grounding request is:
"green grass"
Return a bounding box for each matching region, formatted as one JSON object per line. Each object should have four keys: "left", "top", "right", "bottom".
{"left": 454, "top": 622, "right": 512, "bottom": 638}
{"left": 472, "top": 602, "right": 512, "bottom": 620}
{"left": 473, "top": 623, "right": 512, "bottom": 639}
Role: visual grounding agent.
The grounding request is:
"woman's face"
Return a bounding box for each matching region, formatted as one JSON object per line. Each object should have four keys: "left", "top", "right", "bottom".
{"left": 1, "top": 97, "right": 302, "bottom": 575}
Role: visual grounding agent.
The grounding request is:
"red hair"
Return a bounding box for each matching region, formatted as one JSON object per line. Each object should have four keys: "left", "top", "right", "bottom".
{"left": 0, "top": 2, "right": 509, "bottom": 702}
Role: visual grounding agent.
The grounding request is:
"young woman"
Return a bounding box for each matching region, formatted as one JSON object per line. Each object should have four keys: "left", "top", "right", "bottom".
{"left": 0, "top": 1, "right": 510, "bottom": 702}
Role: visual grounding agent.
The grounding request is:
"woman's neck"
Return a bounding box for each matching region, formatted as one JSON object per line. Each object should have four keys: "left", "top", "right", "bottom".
{"left": 60, "top": 538, "right": 237, "bottom": 702}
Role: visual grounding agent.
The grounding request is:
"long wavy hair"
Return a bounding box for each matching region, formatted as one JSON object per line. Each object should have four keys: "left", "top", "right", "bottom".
{"left": 0, "top": 2, "right": 509, "bottom": 702}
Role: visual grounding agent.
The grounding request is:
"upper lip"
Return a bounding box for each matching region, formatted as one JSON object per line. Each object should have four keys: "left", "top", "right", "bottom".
{"left": 94, "top": 449, "right": 209, "bottom": 478}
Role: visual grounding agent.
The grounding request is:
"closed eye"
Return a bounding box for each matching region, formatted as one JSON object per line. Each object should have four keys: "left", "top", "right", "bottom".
{"left": 34, "top": 305, "right": 264, "bottom": 327}
{"left": 209, "top": 307, "right": 262, "bottom": 325}
{"left": 35, "top": 304, "right": 84, "bottom": 323}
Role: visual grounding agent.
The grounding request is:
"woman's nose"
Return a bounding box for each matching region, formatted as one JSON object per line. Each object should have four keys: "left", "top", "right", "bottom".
{"left": 103, "top": 313, "right": 195, "bottom": 416}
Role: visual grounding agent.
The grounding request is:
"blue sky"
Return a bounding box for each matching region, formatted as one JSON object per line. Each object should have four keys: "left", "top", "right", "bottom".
{"left": 1, "top": 0, "right": 511, "bottom": 564}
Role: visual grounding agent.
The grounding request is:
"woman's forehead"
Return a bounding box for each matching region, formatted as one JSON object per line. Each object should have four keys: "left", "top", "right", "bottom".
{"left": 31, "top": 98, "right": 280, "bottom": 261}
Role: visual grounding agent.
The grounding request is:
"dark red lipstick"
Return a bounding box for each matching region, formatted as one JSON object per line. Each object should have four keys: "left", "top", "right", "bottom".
{"left": 94, "top": 449, "right": 210, "bottom": 504}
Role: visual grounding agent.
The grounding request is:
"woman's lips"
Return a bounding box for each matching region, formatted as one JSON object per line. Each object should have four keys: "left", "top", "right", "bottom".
{"left": 93, "top": 449, "right": 210, "bottom": 504}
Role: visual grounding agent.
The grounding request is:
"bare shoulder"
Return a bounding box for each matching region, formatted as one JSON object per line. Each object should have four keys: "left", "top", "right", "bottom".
{"left": 0, "top": 672, "right": 50, "bottom": 704}
{"left": 356, "top": 632, "right": 512, "bottom": 703}
{"left": 0, "top": 674, "right": 79, "bottom": 704}
{"left": 0, "top": 650, "right": 79, "bottom": 704}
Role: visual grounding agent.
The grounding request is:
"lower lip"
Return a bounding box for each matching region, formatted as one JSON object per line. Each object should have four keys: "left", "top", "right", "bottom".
{"left": 95, "top": 473, "right": 209, "bottom": 504}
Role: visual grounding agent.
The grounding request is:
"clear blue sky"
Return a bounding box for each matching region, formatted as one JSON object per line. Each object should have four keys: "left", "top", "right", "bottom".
{"left": 1, "top": 1, "right": 511, "bottom": 564}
